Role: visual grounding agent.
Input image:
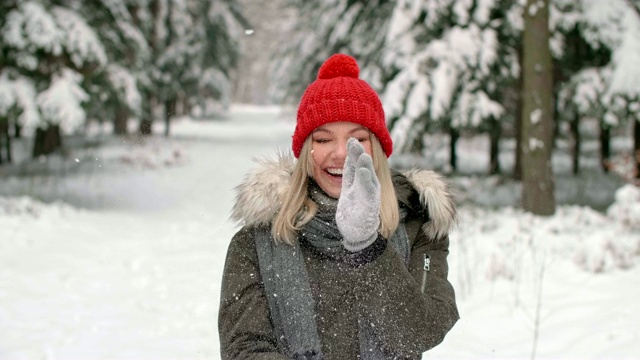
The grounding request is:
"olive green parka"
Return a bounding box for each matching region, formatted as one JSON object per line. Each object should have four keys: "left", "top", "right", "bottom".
{"left": 219, "top": 154, "right": 459, "bottom": 359}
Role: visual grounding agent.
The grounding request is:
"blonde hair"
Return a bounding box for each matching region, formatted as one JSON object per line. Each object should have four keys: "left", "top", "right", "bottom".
{"left": 272, "top": 135, "right": 399, "bottom": 245}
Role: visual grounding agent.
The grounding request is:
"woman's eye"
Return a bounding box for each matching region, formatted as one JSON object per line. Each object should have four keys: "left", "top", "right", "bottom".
{"left": 357, "top": 138, "right": 368, "bottom": 143}
{"left": 313, "top": 138, "right": 330, "bottom": 144}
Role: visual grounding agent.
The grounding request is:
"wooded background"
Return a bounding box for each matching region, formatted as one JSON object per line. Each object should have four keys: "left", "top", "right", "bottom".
{"left": 1, "top": 0, "right": 639, "bottom": 215}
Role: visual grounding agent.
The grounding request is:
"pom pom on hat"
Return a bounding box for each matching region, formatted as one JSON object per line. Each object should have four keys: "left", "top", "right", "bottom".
{"left": 317, "top": 54, "right": 360, "bottom": 80}
{"left": 292, "top": 54, "right": 393, "bottom": 158}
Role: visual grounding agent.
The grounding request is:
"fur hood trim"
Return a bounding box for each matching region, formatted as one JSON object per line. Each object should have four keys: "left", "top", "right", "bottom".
{"left": 231, "top": 153, "right": 456, "bottom": 238}
{"left": 402, "top": 169, "right": 457, "bottom": 239}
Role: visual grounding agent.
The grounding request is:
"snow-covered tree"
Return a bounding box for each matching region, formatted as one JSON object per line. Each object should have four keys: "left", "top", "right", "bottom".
{"left": 272, "top": 0, "right": 639, "bottom": 179}
{"left": 557, "top": 67, "right": 630, "bottom": 173}
{"left": 382, "top": 0, "right": 521, "bottom": 173}
{"left": 272, "top": 0, "right": 394, "bottom": 104}
{"left": 0, "top": 72, "right": 39, "bottom": 162}
{"left": 275, "top": 0, "right": 521, "bottom": 173}
{"left": 1, "top": 0, "right": 107, "bottom": 157}
{"left": 554, "top": 0, "right": 640, "bottom": 176}
{"left": 78, "top": 0, "right": 150, "bottom": 135}
{"left": 1, "top": 0, "right": 248, "bottom": 160}
{"left": 126, "top": 0, "right": 248, "bottom": 135}
{"left": 585, "top": 0, "right": 640, "bottom": 179}
{"left": 193, "top": 0, "right": 249, "bottom": 119}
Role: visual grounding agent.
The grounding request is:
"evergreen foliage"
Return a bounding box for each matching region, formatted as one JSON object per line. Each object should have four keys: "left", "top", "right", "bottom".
{"left": 275, "top": 0, "right": 640, "bottom": 180}
{"left": 0, "top": 0, "right": 248, "bottom": 158}
{"left": 272, "top": 0, "right": 394, "bottom": 104}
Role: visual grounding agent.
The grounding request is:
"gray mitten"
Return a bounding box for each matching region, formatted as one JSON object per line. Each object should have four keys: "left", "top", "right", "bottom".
{"left": 336, "top": 138, "right": 381, "bottom": 252}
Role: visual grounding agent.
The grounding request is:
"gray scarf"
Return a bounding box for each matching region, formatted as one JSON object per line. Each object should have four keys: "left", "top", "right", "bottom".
{"left": 255, "top": 183, "right": 410, "bottom": 359}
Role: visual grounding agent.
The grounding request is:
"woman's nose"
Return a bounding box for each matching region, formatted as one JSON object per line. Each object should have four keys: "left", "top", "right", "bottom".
{"left": 332, "top": 140, "right": 348, "bottom": 160}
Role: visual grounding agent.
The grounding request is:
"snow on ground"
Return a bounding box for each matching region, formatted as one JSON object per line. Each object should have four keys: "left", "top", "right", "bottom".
{"left": 0, "top": 105, "right": 639, "bottom": 359}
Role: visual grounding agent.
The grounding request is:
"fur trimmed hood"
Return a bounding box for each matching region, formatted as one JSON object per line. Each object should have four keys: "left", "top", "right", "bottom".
{"left": 231, "top": 153, "right": 457, "bottom": 239}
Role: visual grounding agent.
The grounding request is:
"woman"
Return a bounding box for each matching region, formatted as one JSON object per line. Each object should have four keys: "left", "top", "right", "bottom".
{"left": 219, "top": 54, "right": 459, "bottom": 359}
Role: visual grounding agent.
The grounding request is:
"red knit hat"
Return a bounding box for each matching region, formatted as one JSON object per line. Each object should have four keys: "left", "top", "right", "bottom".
{"left": 292, "top": 54, "right": 393, "bottom": 158}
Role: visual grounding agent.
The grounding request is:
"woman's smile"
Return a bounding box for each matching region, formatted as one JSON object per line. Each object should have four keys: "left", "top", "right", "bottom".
{"left": 310, "top": 122, "right": 372, "bottom": 198}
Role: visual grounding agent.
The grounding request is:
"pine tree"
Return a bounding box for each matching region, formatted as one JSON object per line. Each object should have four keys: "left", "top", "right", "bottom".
{"left": 271, "top": 0, "right": 639, "bottom": 181}
{"left": 129, "top": 0, "right": 248, "bottom": 135}
{"left": 273, "top": 0, "right": 394, "bottom": 104}
{"left": 80, "top": 0, "right": 150, "bottom": 136}
{"left": 0, "top": 0, "right": 107, "bottom": 157}
{"left": 274, "top": 0, "right": 522, "bottom": 174}
{"left": 195, "top": 0, "right": 249, "bottom": 119}
{"left": 554, "top": 0, "right": 640, "bottom": 177}
{"left": 599, "top": 0, "right": 640, "bottom": 180}
{"left": 382, "top": 0, "right": 517, "bottom": 174}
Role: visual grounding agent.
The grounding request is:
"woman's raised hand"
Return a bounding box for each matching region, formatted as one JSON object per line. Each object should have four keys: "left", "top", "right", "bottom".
{"left": 336, "top": 138, "right": 381, "bottom": 252}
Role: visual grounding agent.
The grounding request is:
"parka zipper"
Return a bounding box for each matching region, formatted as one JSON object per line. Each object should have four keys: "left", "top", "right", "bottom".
{"left": 421, "top": 254, "right": 430, "bottom": 293}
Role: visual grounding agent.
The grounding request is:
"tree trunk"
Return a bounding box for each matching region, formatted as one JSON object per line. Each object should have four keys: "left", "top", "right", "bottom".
{"left": 449, "top": 125, "right": 459, "bottom": 172}
{"left": 180, "top": 94, "right": 190, "bottom": 117}
{"left": 139, "top": 116, "right": 153, "bottom": 136}
{"left": 114, "top": 105, "right": 129, "bottom": 135}
{"left": 403, "top": 117, "right": 426, "bottom": 154}
{"left": 513, "top": 42, "right": 524, "bottom": 181}
{"left": 600, "top": 125, "right": 611, "bottom": 173}
{"left": 488, "top": 115, "right": 501, "bottom": 175}
{"left": 139, "top": 93, "right": 154, "bottom": 136}
{"left": 0, "top": 118, "right": 7, "bottom": 164}
{"left": 5, "top": 130, "right": 11, "bottom": 163}
{"left": 14, "top": 120, "right": 22, "bottom": 139}
{"left": 570, "top": 112, "right": 580, "bottom": 175}
{"left": 32, "top": 125, "right": 62, "bottom": 158}
{"left": 164, "top": 98, "right": 176, "bottom": 137}
{"left": 409, "top": 131, "right": 423, "bottom": 154}
{"left": 635, "top": 119, "right": 640, "bottom": 179}
{"left": 521, "top": 0, "right": 556, "bottom": 215}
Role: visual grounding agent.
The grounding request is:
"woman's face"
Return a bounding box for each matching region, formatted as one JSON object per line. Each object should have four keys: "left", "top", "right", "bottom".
{"left": 310, "top": 121, "right": 373, "bottom": 198}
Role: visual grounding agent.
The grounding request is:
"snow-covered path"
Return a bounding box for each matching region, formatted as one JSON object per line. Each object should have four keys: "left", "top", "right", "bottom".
{"left": 1, "top": 106, "right": 639, "bottom": 359}
{"left": 0, "top": 107, "right": 294, "bottom": 359}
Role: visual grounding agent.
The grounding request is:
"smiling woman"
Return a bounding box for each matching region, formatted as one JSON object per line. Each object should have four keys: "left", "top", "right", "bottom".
{"left": 310, "top": 122, "right": 373, "bottom": 198}
{"left": 219, "top": 53, "right": 459, "bottom": 360}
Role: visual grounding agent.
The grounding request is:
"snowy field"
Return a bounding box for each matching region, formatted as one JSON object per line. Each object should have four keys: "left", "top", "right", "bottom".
{"left": 1, "top": 105, "right": 639, "bottom": 360}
